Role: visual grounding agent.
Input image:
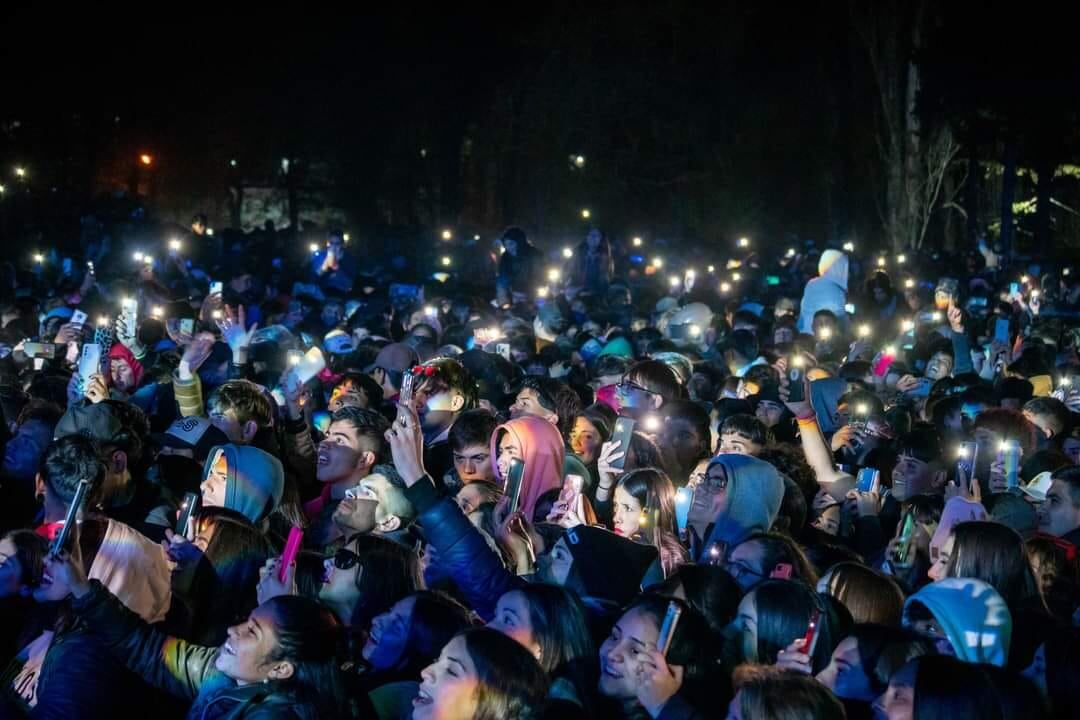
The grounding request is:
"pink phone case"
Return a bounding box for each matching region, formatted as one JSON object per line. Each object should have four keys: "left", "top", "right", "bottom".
{"left": 279, "top": 527, "right": 304, "bottom": 582}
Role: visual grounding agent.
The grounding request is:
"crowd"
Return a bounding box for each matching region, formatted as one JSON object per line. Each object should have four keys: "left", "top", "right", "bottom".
{"left": 0, "top": 213, "right": 1078, "bottom": 720}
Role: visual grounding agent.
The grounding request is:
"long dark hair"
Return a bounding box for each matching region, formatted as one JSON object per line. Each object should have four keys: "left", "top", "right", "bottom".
{"left": 909, "top": 656, "right": 1004, "bottom": 720}
{"left": 650, "top": 564, "right": 743, "bottom": 642}
{"left": 946, "top": 521, "right": 1044, "bottom": 611}
{"left": 459, "top": 627, "right": 550, "bottom": 720}
{"left": 389, "top": 591, "right": 473, "bottom": 679}
{"left": 616, "top": 468, "right": 687, "bottom": 577}
{"left": 749, "top": 580, "right": 847, "bottom": 673}
{"left": 511, "top": 585, "right": 595, "bottom": 711}
{"left": 188, "top": 507, "right": 274, "bottom": 645}
{"left": 347, "top": 533, "right": 422, "bottom": 629}
{"left": 263, "top": 595, "right": 349, "bottom": 719}
{"left": 1043, "top": 627, "right": 1080, "bottom": 720}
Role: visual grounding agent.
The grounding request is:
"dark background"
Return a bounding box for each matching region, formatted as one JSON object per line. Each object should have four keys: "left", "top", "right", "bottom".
{"left": 3, "top": 2, "right": 1080, "bottom": 258}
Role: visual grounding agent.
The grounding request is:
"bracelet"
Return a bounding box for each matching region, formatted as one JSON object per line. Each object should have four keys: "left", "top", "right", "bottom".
{"left": 796, "top": 412, "right": 817, "bottom": 424}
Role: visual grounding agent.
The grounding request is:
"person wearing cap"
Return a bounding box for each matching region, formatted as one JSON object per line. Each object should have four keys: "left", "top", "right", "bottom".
{"left": 367, "top": 342, "right": 420, "bottom": 407}
{"left": 1035, "top": 466, "right": 1080, "bottom": 546}
{"left": 798, "top": 249, "right": 849, "bottom": 335}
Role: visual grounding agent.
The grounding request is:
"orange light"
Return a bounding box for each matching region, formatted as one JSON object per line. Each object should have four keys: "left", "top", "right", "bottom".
{"left": 139, "top": 154, "right": 153, "bottom": 166}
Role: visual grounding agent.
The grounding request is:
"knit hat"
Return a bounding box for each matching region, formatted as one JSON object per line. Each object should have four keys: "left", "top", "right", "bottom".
{"left": 561, "top": 525, "right": 658, "bottom": 606}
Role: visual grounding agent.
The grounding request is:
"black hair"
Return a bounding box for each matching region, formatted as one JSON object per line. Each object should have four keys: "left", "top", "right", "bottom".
{"left": 264, "top": 595, "right": 349, "bottom": 719}
{"left": 40, "top": 435, "right": 106, "bottom": 506}
{"left": 329, "top": 406, "right": 390, "bottom": 464}
{"left": 909, "top": 655, "right": 1005, "bottom": 720}
{"left": 517, "top": 376, "right": 582, "bottom": 443}
{"left": 458, "top": 627, "right": 549, "bottom": 720}
{"left": 720, "top": 413, "right": 768, "bottom": 447}
{"left": 721, "top": 329, "right": 760, "bottom": 365}
{"left": 624, "top": 360, "right": 682, "bottom": 403}
{"left": 333, "top": 371, "right": 384, "bottom": 411}
{"left": 748, "top": 580, "right": 846, "bottom": 673}
{"left": 650, "top": 564, "right": 743, "bottom": 641}
{"left": 449, "top": 408, "right": 499, "bottom": 452}
{"left": 895, "top": 423, "right": 941, "bottom": 466}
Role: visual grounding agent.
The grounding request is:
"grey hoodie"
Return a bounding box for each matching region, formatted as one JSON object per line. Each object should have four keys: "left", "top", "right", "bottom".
{"left": 698, "top": 454, "right": 785, "bottom": 562}
{"left": 203, "top": 444, "right": 284, "bottom": 524}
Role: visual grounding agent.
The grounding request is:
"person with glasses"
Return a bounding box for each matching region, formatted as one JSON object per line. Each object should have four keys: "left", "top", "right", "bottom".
{"left": 723, "top": 532, "right": 819, "bottom": 593}
{"left": 614, "top": 360, "right": 681, "bottom": 419}
{"left": 317, "top": 534, "right": 422, "bottom": 633}
{"left": 685, "top": 454, "right": 785, "bottom": 564}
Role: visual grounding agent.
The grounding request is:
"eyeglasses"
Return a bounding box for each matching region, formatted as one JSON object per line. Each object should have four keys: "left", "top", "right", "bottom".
{"left": 724, "top": 559, "right": 766, "bottom": 582}
{"left": 616, "top": 378, "right": 659, "bottom": 396}
{"left": 694, "top": 468, "right": 729, "bottom": 494}
{"left": 333, "top": 548, "right": 362, "bottom": 571}
{"left": 344, "top": 485, "right": 378, "bottom": 502}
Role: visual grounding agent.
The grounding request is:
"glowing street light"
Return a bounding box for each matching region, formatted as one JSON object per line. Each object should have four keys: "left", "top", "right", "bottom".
{"left": 33, "top": 253, "right": 44, "bottom": 264}
{"left": 562, "top": 247, "right": 574, "bottom": 259}
{"left": 441, "top": 229, "right": 453, "bottom": 241}
{"left": 548, "top": 268, "right": 562, "bottom": 282}
{"left": 720, "top": 282, "right": 731, "bottom": 293}
{"left": 441, "top": 256, "right": 452, "bottom": 267}
{"left": 632, "top": 236, "right": 643, "bottom": 247}
{"left": 581, "top": 208, "right": 591, "bottom": 220}
{"left": 738, "top": 237, "right": 750, "bottom": 248}
{"left": 14, "top": 167, "right": 26, "bottom": 179}
{"left": 139, "top": 154, "right": 153, "bottom": 166}
{"left": 573, "top": 155, "right": 586, "bottom": 168}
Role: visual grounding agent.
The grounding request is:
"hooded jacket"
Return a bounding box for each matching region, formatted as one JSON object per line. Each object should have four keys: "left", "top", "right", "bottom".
{"left": 490, "top": 416, "right": 564, "bottom": 522}
{"left": 107, "top": 342, "right": 145, "bottom": 389}
{"left": 798, "top": 250, "right": 849, "bottom": 333}
{"left": 697, "top": 454, "right": 784, "bottom": 562}
{"left": 904, "top": 578, "right": 1012, "bottom": 667}
{"left": 203, "top": 445, "right": 284, "bottom": 524}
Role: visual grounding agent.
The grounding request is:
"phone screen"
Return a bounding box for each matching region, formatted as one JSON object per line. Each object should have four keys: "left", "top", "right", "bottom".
{"left": 856, "top": 468, "right": 880, "bottom": 494}
{"left": 608, "top": 418, "right": 636, "bottom": 471}
{"left": 505, "top": 459, "right": 526, "bottom": 514}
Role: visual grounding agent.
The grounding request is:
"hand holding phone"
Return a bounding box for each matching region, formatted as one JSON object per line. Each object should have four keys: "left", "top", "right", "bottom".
{"left": 52, "top": 480, "right": 91, "bottom": 557}
{"left": 505, "top": 459, "right": 526, "bottom": 515}
{"left": 656, "top": 602, "right": 683, "bottom": 657}
{"left": 608, "top": 417, "right": 636, "bottom": 471}
{"left": 175, "top": 492, "right": 199, "bottom": 537}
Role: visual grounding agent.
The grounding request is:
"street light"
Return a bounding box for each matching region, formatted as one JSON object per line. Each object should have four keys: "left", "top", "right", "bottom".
{"left": 738, "top": 237, "right": 750, "bottom": 248}
{"left": 139, "top": 154, "right": 153, "bottom": 166}
{"left": 441, "top": 229, "right": 453, "bottom": 241}
{"left": 573, "top": 155, "right": 586, "bottom": 168}
{"left": 14, "top": 167, "right": 26, "bottom": 179}
{"left": 581, "top": 209, "right": 591, "bottom": 220}
{"left": 562, "top": 247, "right": 574, "bottom": 259}
{"left": 548, "top": 268, "right": 561, "bottom": 282}
{"left": 632, "top": 236, "right": 643, "bottom": 247}
{"left": 441, "top": 256, "right": 452, "bottom": 267}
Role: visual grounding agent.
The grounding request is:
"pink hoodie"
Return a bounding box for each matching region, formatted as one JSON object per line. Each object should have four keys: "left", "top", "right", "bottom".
{"left": 490, "top": 416, "right": 565, "bottom": 521}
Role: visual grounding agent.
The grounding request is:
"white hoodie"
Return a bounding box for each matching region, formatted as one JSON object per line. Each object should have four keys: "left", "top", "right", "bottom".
{"left": 798, "top": 250, "right": 849, "bottom": 333}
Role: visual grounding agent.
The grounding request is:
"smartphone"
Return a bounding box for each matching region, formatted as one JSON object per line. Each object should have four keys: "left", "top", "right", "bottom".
{"left": 121, "top": 297, "right": 138, "bottom": 334}
{"left": 856, "top": 468, "right": 880, "bottom": 494}
{"left": 873, "top": 347, "right": 896, "bottom": 377}
{"left": 279, "top": 526, "right": 304, "bottom": 582}
{"left": 787, "top": 357, "right": 806, "bottom": 403}
{"left": 1009, "top": 282, "right": 1020, "bottom": 297}
{"left": 78, "top": 343, "right": 101, "bottom": 381}
{"left": 209, "top": 281, "right": 224, "bottom": 296}
{"left": 286, "top": 349, "right": 303, "bottom": 367}
{"left": 86, "top": 260, "right": 95, "bottom": 275}
{"left": 608, "top": 417, "right": 636, "bottom": 471}
{"left": 71, "top": 310, "right": 88, "bottom": 327}
{"left": 905, "top": 377, "right": 932, "bottom": 397}
{"left": 495, "top": 343, "right": 511, "bottom": 361}
{"left": 505, "top": 458, "right": 526, "bottom": 514}
{"left": 52, "top": 479, "right": 91, "bottom": 557}
{"left": 994, "top": 318, "right": 1011, "bottom": 345}
{"left": 765, "top": 275, "right": 781, "bottom": 286}
{"left": 22, "top": 342, "right": 58, "bottom": 359}
{"left": 1001, "top": 440, "right": 1022, "bottom": 491}
{"left": 656, "top": 602, "right": 683, "bottom": 656}
{"left": 770, "top": 562, "right": 794, "bottom": 580}
{"left": 956, "top": 441, "right": 977, "bottom": 481}
{"left": 801, "top": 609, "right": 822, "bottom": 658}
{"left": 179, "top": 318, "right": 195, "bottom": 336}
{"left": 175, "top": 492, "right": 199, "bottom": 536}
{"left": 399, "top": 369, "right": 415, "bottom": 407}
{"left": 674, "top": 487, "right": 692, "bottom": 539}
{"left": 293, "top": 347, "right": 326, "bottom": 384}
{"left": 893, "top": 511, "right": 916, "bottom": 565}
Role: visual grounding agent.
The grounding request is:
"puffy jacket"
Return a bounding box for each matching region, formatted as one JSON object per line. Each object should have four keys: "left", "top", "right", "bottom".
{"left": 404, "top": 478, "right": 522, "bottom": 621}
{"left": 72, "top": 582, "right": 319, "bottom": 720}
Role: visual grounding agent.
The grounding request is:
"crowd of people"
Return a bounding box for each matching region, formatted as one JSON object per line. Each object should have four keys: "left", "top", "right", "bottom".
{"left": 0, "top": 214, "right": 1078, "bottom": 720}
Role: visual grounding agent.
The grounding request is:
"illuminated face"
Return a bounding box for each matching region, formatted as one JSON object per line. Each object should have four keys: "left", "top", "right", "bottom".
{"left": 496, "top": 432, "right": 524, "bottom": 482}
{"left": 329, "top": 380, "right": 369, "bottom": 412}
{"left": 363, "top": 595, "right": 416, "bottom": 671}
{"left": 536, "top": 538, "right": 573, "bottom": 586}
{"left": 1037, "top": 480, "right": 1080, "bottom": 537}
{"left": 0, "top": 538, "right": 26, "bottom": 598}
{"left": 927, "top": 533, "right": 954, "bottom": 582}
{"left": 317, "top": 420, "right": 368, "bottom": 485}
{"left": 891, "top": 453, "right": 936, "bottom": 501}
{"left": 109, "top": 358, "right": 136, "bottom": 392}
{"left": 925, "top": 352, "right": 953, "bottom": 381}
{"left": 487, "top": 590, "right": 542, "bottom": 660}
{"left": 817, "top": 637, "right": 875, "bottom": 701}
{"left": 598, "top": 607, "right": 661, "bottom": 700}
{"left": 453, "top": 444, "right": 494, "bottom": 484}
{"left": 414, "top": 635, "right": 480, "bottom": 720}
{"left": 755, "top": 401, "right": 784, "bottom": 429}
{"left": 719, "top": 432, "right": 761, "bottom": 456}
{"left": 214, "top": 605, "right": 284, "bottom": 684}
{"left": 200, "top": 450, "right": 229, "bottom": 508}
{"left": 612, "top": 485, "right": 644, "bottom": 538}
{"left": 510, "top": 388, "right": 557, "bottom": 425}
{"left": 569, "top": 417, "right": 603, "bottom": 465}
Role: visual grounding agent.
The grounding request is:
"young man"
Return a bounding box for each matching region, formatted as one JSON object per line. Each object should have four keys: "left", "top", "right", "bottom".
{"left": 304, "top": 407, "right": 390, "bottom": 545}
{"left": 331, "top": 464, "right": 416, "bottom": 544}
{"left": 409, "top": 358, "right": 478, "bottom": 485}
{"left": 366, "top": 342, "right": 419, "bottom": 408}
{"left": 1036, "top": 467, "right": 1080, "bottom": 544}
{"left": 509, "top": 375, "right": 582, "bottom": 446}
{"left": 718, "top": 414, "right": 768, "bottom": 456}
{"left": 448, "top": 409, "right": 499, "bottom": 487}
{"left": 205, "top": 379, "right": 274, "bottom": 446}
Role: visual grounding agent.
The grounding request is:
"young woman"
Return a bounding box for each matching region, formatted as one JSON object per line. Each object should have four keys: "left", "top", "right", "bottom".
{"left": 597, "top": 595, "right": 717, "bottom": 719}
{"left": 817, "top": 562, "right": 906, "bottom": 626}
{"left": 728, "top": 664, "right": 846, "bottom": 720}
{"left": 319, "top": 533, "right": 423, "bottom": 634}
{"left": 413, "top": 627, "right": 549, "bottom": 720}
{"left": 1025, "top": 534, "right": 1080, "bottom": 623}
{"left": 730, "top": 579, "right": 849, "bottom": 674}
{"left": 650, "top": 564, "right": 743, "bottom": 645}
{"left": 49, "top": 550, "right": 350, "bottom": 720}
{"left": 873, "top": 655, "right": 1007, "bottom": 720}
{"left": 723, "top": 532, "right": 818, "bottom": 593}
{"left": 165, "top": 506, "right": 274, "bottom": 645}
{"left": 486, "top": 585, "right": 596, "bottom": 714}
{"left": 491, "top": 416, "right": 565, "bottom": 524}
{"left": 608, "top": 468, "right": 689, "bottom": 578}
{"left": 814, "top": 625, "right": 935, "bottom": 718}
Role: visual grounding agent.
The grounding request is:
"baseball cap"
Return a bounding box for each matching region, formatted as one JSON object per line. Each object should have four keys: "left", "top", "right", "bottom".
{"left": 364, "top": 343, "right": 418, "bottom": 374}
{"left": 54, "top": 403, "right": 124, "bottom": 443}
{"left": 152, "top": 416, "right": 230, "bottom": 463}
